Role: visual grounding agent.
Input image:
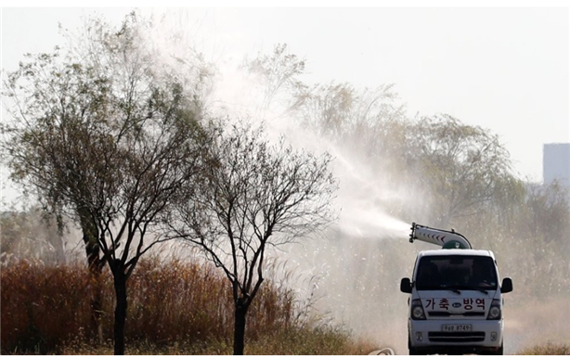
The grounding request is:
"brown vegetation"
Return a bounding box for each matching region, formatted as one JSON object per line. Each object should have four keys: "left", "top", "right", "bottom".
{"left": 518, "top": 342, "right": 570, "bottom": 355}
{"left": 0, "top": 258, "right": 377, "bottom": 354}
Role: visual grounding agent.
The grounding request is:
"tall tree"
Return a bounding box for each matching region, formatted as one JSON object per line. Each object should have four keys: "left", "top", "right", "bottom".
{"left": 294, "top": 81, "right": 405, "bottom": 141}
{"left": 405, "top": 114, "right": 514, "bottom": 227}
{"left": 521, "top": 180, "right": 570, "bottom": 246}
{"left": 2, "top": 43, "right": 112, "bottom": 338}
{"left": 2, "top": 12, "right": 212, "bottom": 354}
{"left": 167, "top": 122, "right": 337, "bottom": 355}
{"left": 244, "top": 43, "right": 307, "bottom": 112}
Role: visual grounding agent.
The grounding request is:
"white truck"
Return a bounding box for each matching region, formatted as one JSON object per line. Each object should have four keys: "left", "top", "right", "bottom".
{"left": 400, "top": 223, "right": 513, "bottom": 355}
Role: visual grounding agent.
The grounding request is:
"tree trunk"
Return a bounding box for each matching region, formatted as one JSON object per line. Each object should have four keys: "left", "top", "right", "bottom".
{"left": 83, "top": 234, "right": 103, "bottom": 342}
{"left": 112, "top": 263, "right": 128, "bottom": 355}
{"left": 89, "top": 263, "right": 104, "bottom": 342}
{"left": 233, "top": 298, "right": 248, "bottom": 355}
{"left": 83, "top": 217, "right": 104, "bottom": 342}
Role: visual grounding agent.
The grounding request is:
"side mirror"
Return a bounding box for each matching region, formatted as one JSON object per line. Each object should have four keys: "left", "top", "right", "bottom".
{"left": 400, "top": 278, "right": 412, "bottom": 293}
{"left": 501, "top": 277, "right": 513, "bottom": 293}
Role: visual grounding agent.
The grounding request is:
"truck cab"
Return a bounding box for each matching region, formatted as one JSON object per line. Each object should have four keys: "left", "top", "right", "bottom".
{"left": 401, "top": 249, "right": 513, "bottom": 355}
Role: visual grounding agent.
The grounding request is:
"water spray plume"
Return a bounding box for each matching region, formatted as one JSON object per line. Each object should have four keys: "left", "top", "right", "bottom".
{"left": 338, "top": 206, "right": 410, "bottom": 239}
{"left": 327, "top": 145, "right": 411, "bottom": 240}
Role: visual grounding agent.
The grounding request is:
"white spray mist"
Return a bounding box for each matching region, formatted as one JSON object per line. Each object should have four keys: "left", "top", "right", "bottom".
{"left": 201, "top": 54, "right": 423, "bottom": 352}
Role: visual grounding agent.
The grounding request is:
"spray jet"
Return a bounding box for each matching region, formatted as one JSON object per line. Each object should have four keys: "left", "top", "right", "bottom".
{"left": 408, "top": 222, "right": 472, "bottom": 249}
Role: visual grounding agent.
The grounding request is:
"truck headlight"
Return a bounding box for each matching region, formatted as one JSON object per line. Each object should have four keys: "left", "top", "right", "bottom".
{"left": 411, "top": 299, "right": 426, "bottom": 320}
{"left": 487, "top": 299, "right": 501, "bottom": 320}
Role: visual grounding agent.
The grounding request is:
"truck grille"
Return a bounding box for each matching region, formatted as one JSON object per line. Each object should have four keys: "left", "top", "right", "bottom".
{"left": 428, "top": 311, "right": 485, "bottom": 317}
{"left": 428, "top": 331, "right": 486, "bottom": 343}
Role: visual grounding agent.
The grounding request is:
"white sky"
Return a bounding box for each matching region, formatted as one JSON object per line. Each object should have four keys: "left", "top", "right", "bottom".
{"left": 1, "top": 2, "right": 569, "bottom": 204}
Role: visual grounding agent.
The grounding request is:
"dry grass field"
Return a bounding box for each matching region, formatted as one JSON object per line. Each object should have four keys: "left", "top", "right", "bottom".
{"left": 0, "top": 258, "right": 380, "bottom": 355}
{"left": 1, "top": 258, "right": 567, "bottom": 355}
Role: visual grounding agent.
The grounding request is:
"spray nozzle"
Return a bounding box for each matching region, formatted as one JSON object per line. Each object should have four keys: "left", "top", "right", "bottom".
{"left": 409, "top": 222, "right": 416, "bottom": 243}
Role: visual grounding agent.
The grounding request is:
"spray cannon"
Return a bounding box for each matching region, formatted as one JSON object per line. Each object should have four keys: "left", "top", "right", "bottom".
{"left": 409, "top": 222, "right": 472, "bottom": 249}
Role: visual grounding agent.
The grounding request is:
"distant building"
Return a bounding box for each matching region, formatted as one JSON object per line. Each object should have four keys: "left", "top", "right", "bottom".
{"left": 543, "top": 143, "right": 570, "bottom": 188}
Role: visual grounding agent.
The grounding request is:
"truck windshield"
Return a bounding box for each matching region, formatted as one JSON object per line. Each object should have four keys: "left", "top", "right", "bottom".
{"left": 415, "top": 255, "right": 498, "bottom": 291}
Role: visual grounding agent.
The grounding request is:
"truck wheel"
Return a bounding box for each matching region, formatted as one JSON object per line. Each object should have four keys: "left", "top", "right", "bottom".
{"left": 408, "top": 337, "right": 419, "bottom": 355}
{"left": 408, "top": 336, "right": 427, "bottom": 355}
{"left": 409, "top": 347, "right": 422, "bottom": 355}
{"left": 496, "top": 343, "right": 504, "bottom": 355}
{"left": 481, "top": 343, "right": 503, "bottom": 355}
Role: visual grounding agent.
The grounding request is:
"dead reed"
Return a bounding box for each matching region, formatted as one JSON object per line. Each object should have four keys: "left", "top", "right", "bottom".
{"left": 1, "top": 257, "right": 369, "bottom": 354}
{"left": 518, "top": 342, "right": 570, "bottom": 355}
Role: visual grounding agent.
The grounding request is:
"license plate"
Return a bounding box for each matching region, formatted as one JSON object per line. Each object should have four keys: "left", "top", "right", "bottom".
{"left": 442, "top": 324, "right": 472, "bottom": 332}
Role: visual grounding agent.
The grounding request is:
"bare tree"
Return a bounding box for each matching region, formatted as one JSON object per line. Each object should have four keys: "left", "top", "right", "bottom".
{"left": 167, "top": 122, "right": 337, "bottom": 355}
{"left": 94, "top": 107, "right": 210, "bottom": 355}
{"left": 2, "top": 12, "right": 212, "bottom": 354}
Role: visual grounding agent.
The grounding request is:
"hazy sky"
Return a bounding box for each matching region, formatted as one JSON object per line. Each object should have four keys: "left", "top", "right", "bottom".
{"left": 1, "top": 3, "right": 569, "bottom": 190}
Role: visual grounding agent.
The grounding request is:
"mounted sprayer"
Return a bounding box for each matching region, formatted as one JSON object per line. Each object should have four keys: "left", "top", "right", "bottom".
{"left": 409, "top": 222, "right": 472, "bottom": 249}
